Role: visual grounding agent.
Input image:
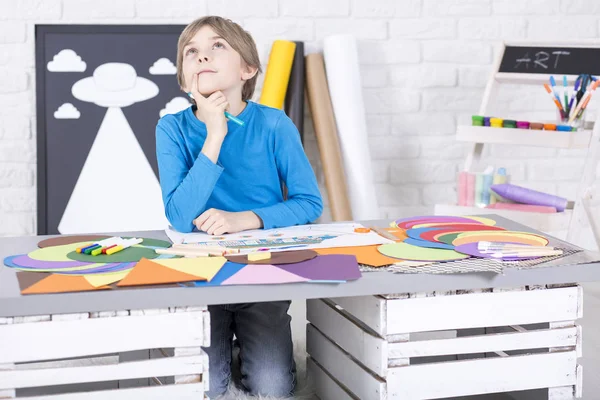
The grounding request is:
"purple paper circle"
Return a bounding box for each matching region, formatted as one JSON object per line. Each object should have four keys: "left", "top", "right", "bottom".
{"left": 11, "top": 255, "right": 91, "bottom": 269}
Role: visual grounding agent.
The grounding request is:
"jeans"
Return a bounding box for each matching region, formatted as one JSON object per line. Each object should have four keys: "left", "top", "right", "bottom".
{"left": 202, "top": 301, "right": 296, "bottom": 398}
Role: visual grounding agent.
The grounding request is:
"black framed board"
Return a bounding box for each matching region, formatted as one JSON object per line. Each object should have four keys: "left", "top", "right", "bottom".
{"left": 36, "top": 25, "right": 188, "bottom": 235}
{"left": 499, "top": 45, "right": 600, "bottom": 75}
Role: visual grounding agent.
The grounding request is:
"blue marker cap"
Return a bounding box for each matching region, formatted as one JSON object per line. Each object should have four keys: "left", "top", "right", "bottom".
{"left": 497, "top": 167, "right": 506, "bottom": 175}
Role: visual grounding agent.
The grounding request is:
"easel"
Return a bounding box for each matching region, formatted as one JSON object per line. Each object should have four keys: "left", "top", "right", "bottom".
{"left": 435, "top": 40, "right": 600, "bottom": 246}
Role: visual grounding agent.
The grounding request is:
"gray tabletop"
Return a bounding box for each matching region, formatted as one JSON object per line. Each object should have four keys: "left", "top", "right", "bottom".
{"left": 1, "top": 216, "right": 600, "bottom": 317}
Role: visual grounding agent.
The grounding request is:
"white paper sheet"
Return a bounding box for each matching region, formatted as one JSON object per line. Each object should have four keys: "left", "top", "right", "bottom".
{"left": 323, "top": 35, "right": 380, "bottom": 220}
{"left": 165, "top": 222, "right": 393, "bottom": 251}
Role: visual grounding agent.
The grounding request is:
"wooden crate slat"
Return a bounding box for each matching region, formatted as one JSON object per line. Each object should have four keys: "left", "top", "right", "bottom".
{"left": 0, "top": 311, "right": 206, "bottom": 364}
{"left": 386, "top": 287, "right": 580, "bottom": 334}
{"left": 389, "top": 326, "right": 578, "bottom": 359}
{"left": 387, "top": 351, "right": 577, "bottom": 399}
{"left": 12, "top": 382, "right": 206, "bottom": 400}
{"left": 0, "top": 354, "right": 206, "bottom": 390}
{"left": 307, "top": 358, "right": 356, "bottom": 400}
{"left": 307, "top": 324, "right": 385, "bottom": 400}
{"left": 307, "top": 299, "right": 388, "bottom": 376}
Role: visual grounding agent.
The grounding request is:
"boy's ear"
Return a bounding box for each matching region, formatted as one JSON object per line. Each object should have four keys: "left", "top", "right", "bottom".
{"left": 241, "top": 65, "right": 258, "bottom": 82}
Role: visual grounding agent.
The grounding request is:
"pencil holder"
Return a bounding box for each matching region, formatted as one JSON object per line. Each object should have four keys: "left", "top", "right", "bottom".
{"left": 557, "top": 109, "right": 585, "bottom": 131}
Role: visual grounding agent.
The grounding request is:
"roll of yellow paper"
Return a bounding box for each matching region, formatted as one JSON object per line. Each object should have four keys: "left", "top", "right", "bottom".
{"left": 259, "top": 40, "right": 296, "bottom": 109}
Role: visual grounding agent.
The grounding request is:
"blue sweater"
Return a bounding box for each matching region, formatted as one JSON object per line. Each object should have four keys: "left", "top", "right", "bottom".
{"left": 156, "top": 101, "right": 323, "bottom": 233}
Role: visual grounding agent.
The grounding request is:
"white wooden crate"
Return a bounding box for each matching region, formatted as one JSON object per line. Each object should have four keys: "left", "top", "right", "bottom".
{"left": 307, "top": 286, "right": 583, "bottom": 400}
{"left": 0, "top": 306, "right": 210, "bottom": 399}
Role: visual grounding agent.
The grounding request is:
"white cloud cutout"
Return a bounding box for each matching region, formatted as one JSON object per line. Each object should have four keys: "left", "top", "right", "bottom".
{"left": 54, "top": 103, "right": 80, "bottom": 119}
{"left": 149, "top": 58, "right": 177, "bottom": 75}
{"left": 47, "top": 49, "right": 86, "bottom": 72}
{"left": 72, "top": 63, "right": 159, "bottom": 108}
{"left": 160, "top": 97, "right": 191, "bottom": 118}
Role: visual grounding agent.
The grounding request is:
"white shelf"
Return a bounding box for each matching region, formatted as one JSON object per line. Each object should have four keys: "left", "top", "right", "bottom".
{"left": 456, "top": 125, "right": 592, "bottom": 149}
{"left": 434, "top": 204, "right": 573, "bottom": 233}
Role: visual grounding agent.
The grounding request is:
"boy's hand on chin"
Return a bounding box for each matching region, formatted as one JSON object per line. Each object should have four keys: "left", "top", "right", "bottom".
{"left": 189, "top": 73, "right": 229, "bottom": 140}
{"left": 193, "top": 209, "right": 263, "bottom": 235}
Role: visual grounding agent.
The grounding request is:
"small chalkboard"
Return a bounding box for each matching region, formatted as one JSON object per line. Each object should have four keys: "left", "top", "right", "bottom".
{"left": 499, "top": 45, "right": 600, "bottom": 75}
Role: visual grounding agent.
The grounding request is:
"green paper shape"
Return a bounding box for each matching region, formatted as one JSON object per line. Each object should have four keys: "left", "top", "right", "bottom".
{"left": 436, "top": 233, "right": 462, "bottom": 245}
{"left": 28, "top": 237, "right": 170, "bottom": 263}
{"left": 378, "top": 242, "right": 469, "bottom": 262}
{"left": 67, "top": 246, "right": 158, "bottom": 263}
{"left": 135, "top": 238, "right": 171, "bottom": 248}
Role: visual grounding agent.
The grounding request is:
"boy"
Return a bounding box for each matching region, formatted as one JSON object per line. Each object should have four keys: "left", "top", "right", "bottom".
{"left": 155, "top": 16, "right": 323, "bottom": 398}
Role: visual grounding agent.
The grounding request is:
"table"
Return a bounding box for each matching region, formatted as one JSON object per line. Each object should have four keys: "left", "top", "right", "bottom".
{"left": 1, "top": 216, "right": 599, "bottom": 399}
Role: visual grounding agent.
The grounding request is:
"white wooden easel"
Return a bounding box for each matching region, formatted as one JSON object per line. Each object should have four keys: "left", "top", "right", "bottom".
{"left": 435, "top": 40, "right": 600, "bottom": 244}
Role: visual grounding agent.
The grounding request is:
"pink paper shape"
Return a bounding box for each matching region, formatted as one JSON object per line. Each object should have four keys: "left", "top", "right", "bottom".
{"left": 221, "top": 264, "right": 309, "bottom": 285}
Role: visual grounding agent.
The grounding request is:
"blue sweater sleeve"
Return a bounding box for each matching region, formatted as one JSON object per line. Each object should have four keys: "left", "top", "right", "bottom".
{"left": 251, "top": 114, "right": 323, "bottom": 229}
{"left": 156, "top": 118, "right": 223, "bottom": 233}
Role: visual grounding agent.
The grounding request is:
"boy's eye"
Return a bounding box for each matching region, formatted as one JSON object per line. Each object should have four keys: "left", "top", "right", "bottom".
{"left": 213, "top": 41, "right": 225, "bottom": 50}
{"left": 185, "top": 48, "right": 197, "bottom": 56}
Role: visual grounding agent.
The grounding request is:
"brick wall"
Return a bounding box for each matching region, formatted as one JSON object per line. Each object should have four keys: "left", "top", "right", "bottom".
{"left": 1, "top": 0, "right": 599, "bottom": 237}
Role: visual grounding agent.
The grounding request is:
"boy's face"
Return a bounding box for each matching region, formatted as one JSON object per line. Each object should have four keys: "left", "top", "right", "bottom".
{"left": 181, "top": 26, "right": 252, "bottom": 98}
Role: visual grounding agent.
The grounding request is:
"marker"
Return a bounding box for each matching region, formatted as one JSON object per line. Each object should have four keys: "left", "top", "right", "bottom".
{"left": 490, "top": 117, "right": 503, "bottom": 128}
{"left": 549, "top": 76, "right": 564, "bottom": 107}
{"left": 76, "top": 243, "right": 93, "bottom": 253}
{"left": 105, "top": 238, "right": 143, "bottom": 255}
{"left": 84, "top": 244, "right": 102, "bottom": 255}
{"left": 574, "top": 95, "right": 592, "bottom": 122}
{"left": 576, "top": 74, "right": 592, "bottom": 106}
{"left": 224, "top": 111, "right": 245, "bottom": 126}
{"left": 567, "top": 76, "right": 581, "bottom": 118}
{"left": 543, "top": 84, "right": 565, "bottom": 118}
{"left": 569, "top": 80, "right": 599, "bottom": 123}
{"left": 102, "top": 244, "right": 117, "bottom": 254}
{"left": 89, "top": 237, "right": 123, "bottom": 256}
{"left": 186, "top": 92, "right": 244, "bottom": 126}
{"left": 563, "top": 75, "right": 568, "bottom": 112}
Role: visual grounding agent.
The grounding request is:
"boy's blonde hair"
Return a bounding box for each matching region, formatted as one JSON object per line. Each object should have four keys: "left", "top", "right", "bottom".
{"left": 176, "top": 16, "right": 262, "bottom": 101}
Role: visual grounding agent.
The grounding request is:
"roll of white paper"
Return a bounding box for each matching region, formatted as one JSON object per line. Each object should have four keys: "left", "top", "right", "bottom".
{"left": 323, "top": 35, "right": 380, "bottom": 220}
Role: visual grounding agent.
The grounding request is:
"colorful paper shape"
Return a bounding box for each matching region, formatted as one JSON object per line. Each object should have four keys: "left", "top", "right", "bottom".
{"left": 436, "top": 232, "right": 464, "bottom": 245}
{"left": 221, "top": 264, "right": 310, "bottom": 285}
{"left": 403, "top": 237, "right": 454, "bottom": 250}
{"left": 152, "top": 257, "right": 226, "bottom": 282}
{"left": 191, "top": 255, "right": 359, "bottom": 287}
{"left": 5, "top": 256, "right": 132, "bottom": 275}
{"left": 378, "top": 242, "right": 470, "bottom": 262}
{"left": 66, "top": 246, "right": 159, "bottom": 263}
{"left": 452, "top": 231, "right": 549, "bottom": 247}
{"left": 117, "top": 258, "right": 206, "bottom": 287}
{"left": 17, "top": 272, "right": 111, "bottom": 295}
{"left": 9, "top": 254, "right": 90, "bottom": 269}
{"left": 226, "top": 249, "right": 317, "bottom": 265}
{"left": 37, "top": 235, "right": 109, "bottom": 248}
{"left": 28, "top": 242, "right": 87, "bottom": 262}
{"left": 277, "top": 255, "right": 361, "bottom": 281}
{"left": 191, "top": 262, "right": 247, "bottom": 287}
{"left": 84, "top": 270, "right": 131, "bottom": 287}
{"left": 314, "top": 246, "right": 399, "bottom": 267}
{"left": 412, "top": 217, "right": 497, "bottom": 229}
{"left": 417, "top": 225, "right": 506, "bottom": 243}
{"left": 454, "top": 243, "right": 540, "bottom": 261}
{"left": 395, "top": 216, "right": 486, "bottom": 230}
